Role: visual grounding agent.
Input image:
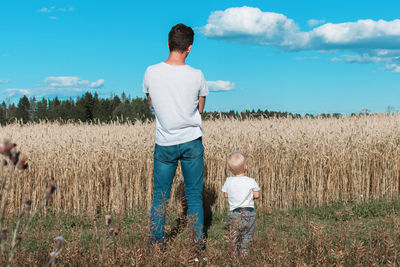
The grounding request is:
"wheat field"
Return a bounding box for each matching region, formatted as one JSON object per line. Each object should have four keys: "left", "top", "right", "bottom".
{"left": 1, "top": 114, "right": 400, "bottom": 214}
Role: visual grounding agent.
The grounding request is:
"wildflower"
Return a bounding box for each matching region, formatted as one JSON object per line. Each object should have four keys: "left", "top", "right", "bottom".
{"left": 45, "top": 184, "right": 57, "bottom": 200}
{"left": 9, "top": 147, "right": 20, "bottom": 165}
{"left": 1, "top": 228, "right": 7, "bottom": 241}
{"left": 108, "top": 228, "right": 114, "bottom": 235}
{"left": 55, "top": 236, "right": 65, "bottom": 249}
{"left": 22, "top": 193, "right": 31, "bottom": 211}
{"left": 105, "top": 215, "right": 111, "bottom": 226}
{"left": 16, "top": 154, "right": 28, "bottom": 170}
{"left": 114, "top": 228, "right": 121, "bottom": 236}
{"left": 0, "top": 138, "right": 13, "bottom": 157}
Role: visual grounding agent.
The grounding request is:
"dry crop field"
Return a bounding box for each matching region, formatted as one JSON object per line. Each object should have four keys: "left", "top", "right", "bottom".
{"left": 1, "top": 114, "right": 400, "bottom": 215}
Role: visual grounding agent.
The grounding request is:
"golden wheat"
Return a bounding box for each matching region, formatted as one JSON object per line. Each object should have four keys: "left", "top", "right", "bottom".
{"left": 1, "top": 114, "right": 400, "bottom": 214}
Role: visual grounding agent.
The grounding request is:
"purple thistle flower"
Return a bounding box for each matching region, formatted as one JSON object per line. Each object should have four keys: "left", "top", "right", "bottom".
{"left": 1, "top": 228, "right": 7, "bottom": 241}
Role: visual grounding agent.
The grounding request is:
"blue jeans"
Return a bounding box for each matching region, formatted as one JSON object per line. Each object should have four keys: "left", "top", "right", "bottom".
{"left": 150, "top": 137, "right": 204, "bottom": 244}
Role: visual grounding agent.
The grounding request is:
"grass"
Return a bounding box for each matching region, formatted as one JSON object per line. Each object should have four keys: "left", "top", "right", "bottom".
{"left": 2, "top": 197, "right": 400, "bottom": 266}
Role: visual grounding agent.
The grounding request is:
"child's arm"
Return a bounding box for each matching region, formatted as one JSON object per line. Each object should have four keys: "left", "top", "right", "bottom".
{"left": 146, "top": 93, "right": 154, "bottom": 108}
{"left": 198, "top": 96, "right": 206, "bottom": 114}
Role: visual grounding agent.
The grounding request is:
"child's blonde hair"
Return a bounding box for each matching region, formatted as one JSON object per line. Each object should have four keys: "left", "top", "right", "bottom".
{"left": 227, "top": 151, "right": 246, "bottom": 175}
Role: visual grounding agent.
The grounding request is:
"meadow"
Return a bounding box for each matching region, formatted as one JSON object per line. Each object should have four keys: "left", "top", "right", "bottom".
{"left": 1, "top": 114, "right": 400, "bottom": 265}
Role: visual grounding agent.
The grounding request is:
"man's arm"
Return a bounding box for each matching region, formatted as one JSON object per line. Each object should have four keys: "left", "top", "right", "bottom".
{"left": 146, "top": 93, "right": 154, "bottom": 109}
{"left": 198, "top": 96, "right": 206, "bottom": 114}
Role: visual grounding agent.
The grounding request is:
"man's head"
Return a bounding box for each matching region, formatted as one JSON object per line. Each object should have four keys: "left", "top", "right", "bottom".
{"left": 227, "top": 151, "right": 247, "bottom": 175}
{"left": 168, "top": 24, "right": 194, "bottom": 53}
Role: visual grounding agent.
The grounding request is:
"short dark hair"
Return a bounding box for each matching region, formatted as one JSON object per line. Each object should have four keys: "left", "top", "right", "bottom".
{"left": 168, "top": 24, "right": 194, "bottom": 52}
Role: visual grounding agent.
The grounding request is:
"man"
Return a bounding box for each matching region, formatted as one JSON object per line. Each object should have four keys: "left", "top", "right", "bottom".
{"left": 142, "top": 23, "right": 209, "bottom": 245}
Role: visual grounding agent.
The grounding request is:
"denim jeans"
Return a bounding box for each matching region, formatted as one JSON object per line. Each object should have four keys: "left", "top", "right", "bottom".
{"left": 150, "top": 137, "right": 204, "bottom": 244}
{"left": 228, "top": 208, "right": 256, "bottom": 255}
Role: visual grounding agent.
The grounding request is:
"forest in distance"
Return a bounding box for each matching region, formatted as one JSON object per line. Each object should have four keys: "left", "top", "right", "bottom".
{"left": 0, "top": 92, "right": 378, "bottom": 125}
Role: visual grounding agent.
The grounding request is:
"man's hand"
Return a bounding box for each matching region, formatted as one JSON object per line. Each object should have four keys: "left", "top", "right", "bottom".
{"left": 198, "top": 96, "right": 206, "bottom": 114}
{"left": 146, "top": 93, "right": 154, "bottom": 108}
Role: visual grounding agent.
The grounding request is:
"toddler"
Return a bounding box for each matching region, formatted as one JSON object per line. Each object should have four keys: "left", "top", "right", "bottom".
{"left": 222, "top": 151, "right": 260, "bottom": 256}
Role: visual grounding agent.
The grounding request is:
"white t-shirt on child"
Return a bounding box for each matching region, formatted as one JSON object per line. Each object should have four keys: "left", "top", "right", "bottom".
{"left": 222, "top": 176, "right": 260, "bottom": 211}
{"left": 142, "top": 62, "right": 209, "bottom": 146}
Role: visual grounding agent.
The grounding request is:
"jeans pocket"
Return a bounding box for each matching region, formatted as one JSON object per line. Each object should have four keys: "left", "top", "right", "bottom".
{"left": 154, "top": 144, "right": 176, "bottom": 163}
{"left": 182, "top": 139, "right": 204, "bottom": 159}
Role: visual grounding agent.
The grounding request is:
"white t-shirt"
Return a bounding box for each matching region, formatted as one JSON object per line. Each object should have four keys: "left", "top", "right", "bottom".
{"left": 222, "top": 176, "right": 261, "bottom": 211}
{"left": 142, "top": 62, "right": 209, "bottom": 146}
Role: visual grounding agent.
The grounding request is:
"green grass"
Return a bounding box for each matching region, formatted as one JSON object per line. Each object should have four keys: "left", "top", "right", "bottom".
{"left": 2, "top": 197, "right": 400, "bottom": 265}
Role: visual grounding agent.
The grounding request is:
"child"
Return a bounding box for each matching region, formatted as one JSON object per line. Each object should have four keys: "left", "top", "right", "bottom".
{"left": 222, "top": 151, "right": 260, "bottom": 256}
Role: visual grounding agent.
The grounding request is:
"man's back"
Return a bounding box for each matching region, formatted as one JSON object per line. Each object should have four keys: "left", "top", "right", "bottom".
{"left": 143, "top": 62, "right": 208, "bottom": 146}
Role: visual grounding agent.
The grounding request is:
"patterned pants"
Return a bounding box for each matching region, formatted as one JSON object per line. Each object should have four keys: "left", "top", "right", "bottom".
{"left": 228, "top": 208, "right": 256, "bottom": 256}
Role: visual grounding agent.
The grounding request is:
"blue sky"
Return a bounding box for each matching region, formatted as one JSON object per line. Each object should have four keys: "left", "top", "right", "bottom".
{"left": 1, "top": 0, "right": 400, "bottom": 114}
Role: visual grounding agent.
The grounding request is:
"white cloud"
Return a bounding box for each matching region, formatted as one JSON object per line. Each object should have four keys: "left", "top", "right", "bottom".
{"left": 295, "top": 56, "right": 320, "bottom": 60}
{"left": 200, "top": 7, "right": 306, "bottom": 50}
{"left": 333, "top": 54, "right": 395, "bottom": 64}
{"left": 45, "top": 76, "right": 81, "bottom": 87}
{"left": 38, "top": 7, "right": 55, "bottom": 13}
{"left": 38, "top": 6, "right": 74, "bottom": 13}
{"left": 200, "top": 6, "right": 400, "bottom": 70}
{"left": 200, "top": 7, "right": 400, "bottom": 52}
{"left": 386, "top": 64, "right": 400, "bottom": 73}
{"left": 90, "top": 79, "right": 105, "bottom": 88}
{"left": 49, "top": 16, "right": 57, "bottom": 20}
{"left": 207, "top": 80, "right": 235, "bottom": 91}
{"left": 308, "top": 19, "right": 325, "bottom": 27}
{"left": 4, "top": 88, "right": 31, "bottom": 96}
{"left": 0, "top": 79, "right": 11, "bottom": 84}
{"left": 58, "top": 7, "right": 74, "bottom": 12}
{"left": 44, "top": 76, "right": 104, "bottom": 88}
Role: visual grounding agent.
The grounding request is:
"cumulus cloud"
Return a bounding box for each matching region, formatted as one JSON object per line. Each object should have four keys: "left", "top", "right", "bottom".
{"left": 200, "top": 7, "right": 306, "bottom": 50}
{"left": 90, "top": 79, "right": 105, "bottom": 88}
{"left": 207, "top": 80, "right": 235, "bottom": 91}
{"left": 200, "top": 6, "right": 400, "bottom": 71}
{"left": 308, "top": 19, "right": 325, "bottom": 27}
{"left": 200, "top": 7, "right": 400, "bottom": 51}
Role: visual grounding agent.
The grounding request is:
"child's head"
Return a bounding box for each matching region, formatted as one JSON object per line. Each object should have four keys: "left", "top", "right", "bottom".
{"left": 227, "top": 151, "right": 247, "bottom": 175}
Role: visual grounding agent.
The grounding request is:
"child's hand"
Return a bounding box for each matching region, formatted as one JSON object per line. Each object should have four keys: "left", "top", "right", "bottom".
{"left": 253, "top": 191, "right": 260, "bottom": 199}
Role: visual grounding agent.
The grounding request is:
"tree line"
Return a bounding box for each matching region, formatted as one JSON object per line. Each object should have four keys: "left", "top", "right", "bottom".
{"left": 0, "top": 91, "right": 348, "bottom": 125}
{"left": 0, "top": 92, "right": 153, "bottom": 124}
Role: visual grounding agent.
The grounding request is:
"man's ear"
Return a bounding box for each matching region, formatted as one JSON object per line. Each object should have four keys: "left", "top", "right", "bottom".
{"left": 186, "top": 44, "right": 192, "bottom": 53}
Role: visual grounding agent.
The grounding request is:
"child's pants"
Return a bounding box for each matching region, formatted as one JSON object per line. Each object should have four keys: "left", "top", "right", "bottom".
{"left": 228, "top": 207, "right": 256, "bottom": 255}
